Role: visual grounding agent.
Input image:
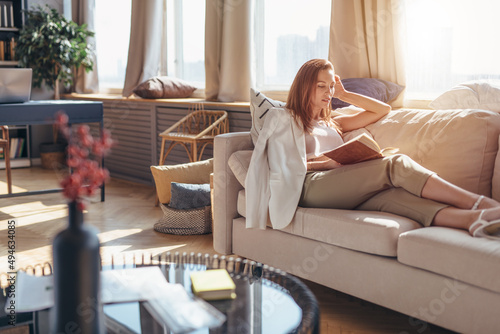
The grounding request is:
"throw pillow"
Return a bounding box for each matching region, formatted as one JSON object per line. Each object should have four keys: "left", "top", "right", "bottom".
{"left": 249, "top": 88, "right": 286, "bottom": 145}
{"left": 429, "top": 80, "right": 500, "bottom": 112}
{"left": 133, "top": 76, "right": 197, "bottom": 99}
{"left": 331, "top": 78, "right": 404, "bottom": 109}
{"left": 169, "top": 182, "right": 211, "bottom": 210}
{"left": 150, "top": 159, "right": 213, "bottom": 204}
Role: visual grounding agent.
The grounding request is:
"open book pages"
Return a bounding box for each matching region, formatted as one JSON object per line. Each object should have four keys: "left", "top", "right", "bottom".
{"left": 323, "top": 133, "right": 399, "bottom": 165}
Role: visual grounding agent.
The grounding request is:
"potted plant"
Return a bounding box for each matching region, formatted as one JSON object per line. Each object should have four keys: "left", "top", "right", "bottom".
{"left": 15, "top": 5, "right": 94, "bottom": 99}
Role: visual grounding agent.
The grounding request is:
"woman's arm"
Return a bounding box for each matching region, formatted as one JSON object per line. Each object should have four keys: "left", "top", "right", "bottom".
{"left": 332, "top": 75, "right": 391, "bottom": 132}
{"left": 307, "top": 156, "right": 342, "bottom": 171}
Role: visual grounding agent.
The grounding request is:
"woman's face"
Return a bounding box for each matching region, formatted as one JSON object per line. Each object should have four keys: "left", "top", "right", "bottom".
{"left": 311, "top": 68, "right": 335, "bottom": 118}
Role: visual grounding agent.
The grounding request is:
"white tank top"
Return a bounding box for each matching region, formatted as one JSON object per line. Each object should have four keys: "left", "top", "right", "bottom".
{"left": 304, "top": 120, "right": 344, "bottom": 159}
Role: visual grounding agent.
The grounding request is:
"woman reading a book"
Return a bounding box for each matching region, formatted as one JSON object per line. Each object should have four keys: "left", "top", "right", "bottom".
{"left": 245, "top": 58, "right": 500, "bottom": 239}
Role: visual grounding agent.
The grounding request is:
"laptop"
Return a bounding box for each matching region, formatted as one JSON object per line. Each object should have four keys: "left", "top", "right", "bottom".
{"left": 0, "top": 68, "right": 32, "bottom": 103}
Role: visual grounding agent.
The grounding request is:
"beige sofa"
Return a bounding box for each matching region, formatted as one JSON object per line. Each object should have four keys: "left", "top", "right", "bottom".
{"left": 213, "top": 107, "right": 500, "bottom": 334}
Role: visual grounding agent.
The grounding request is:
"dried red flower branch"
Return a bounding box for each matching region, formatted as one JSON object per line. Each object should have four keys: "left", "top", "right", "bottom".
{"left": 55, "top": 111, "right": 114, "bottom": 209}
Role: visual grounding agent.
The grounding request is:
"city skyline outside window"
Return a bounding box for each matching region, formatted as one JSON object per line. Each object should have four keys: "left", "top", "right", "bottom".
{"left": 405, "top": 0, "right": 500, "bottom": 99}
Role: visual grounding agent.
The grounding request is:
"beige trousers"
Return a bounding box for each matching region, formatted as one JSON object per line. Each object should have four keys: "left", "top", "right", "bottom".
{"left": 299, "top": 154, "right": 448, "bottom": 227}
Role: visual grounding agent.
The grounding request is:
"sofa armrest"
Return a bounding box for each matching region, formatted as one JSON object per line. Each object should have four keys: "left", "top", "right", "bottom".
{"left": 213, "top": 132, "right": 254, "bottom": 254}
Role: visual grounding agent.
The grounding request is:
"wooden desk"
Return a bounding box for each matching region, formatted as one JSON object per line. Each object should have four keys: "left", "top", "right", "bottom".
{"left": 0, "top": 100, "right": 104, "bottom": 200}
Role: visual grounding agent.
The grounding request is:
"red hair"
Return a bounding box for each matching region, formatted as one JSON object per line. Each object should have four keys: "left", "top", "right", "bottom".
{"left": 286, "top": 59, "right": 339, "bottom": 133}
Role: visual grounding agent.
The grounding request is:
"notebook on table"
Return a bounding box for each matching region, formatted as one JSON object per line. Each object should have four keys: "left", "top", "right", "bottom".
{"left": 0, "top": 68, "right": 32, "bottom": 103}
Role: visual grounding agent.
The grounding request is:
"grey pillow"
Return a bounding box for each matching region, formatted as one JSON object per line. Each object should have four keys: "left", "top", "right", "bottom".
{"left": 169, "top": 182, "right": 211, "bottom": 210}
{"left": 133, "top": 76, "right": 197, "bottom": 99}
{"left": 331, "top": 78, "right": 404, "bottom": 109}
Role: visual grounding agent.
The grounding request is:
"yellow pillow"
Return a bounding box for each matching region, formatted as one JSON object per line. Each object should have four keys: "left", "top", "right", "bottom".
{"left": 150, "top": 159, "right": 213, "bottom": 204}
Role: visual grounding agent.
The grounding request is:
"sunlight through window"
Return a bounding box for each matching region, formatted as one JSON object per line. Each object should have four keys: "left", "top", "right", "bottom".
{"left": 405, "top": 0, "right": 500, "bottom": 99}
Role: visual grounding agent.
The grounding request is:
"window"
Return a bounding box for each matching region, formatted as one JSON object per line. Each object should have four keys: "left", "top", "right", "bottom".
{"left": 95, "top": 0, "right": 132, "bottom": 92}
{"left": 165, "top": 0, "right": 205, "bottom": 88}
{"left": 253, "top": 0, "right": 331, "bottom": 91}
{"left": 405, "top": 0, "right": 500, "bottom": 100}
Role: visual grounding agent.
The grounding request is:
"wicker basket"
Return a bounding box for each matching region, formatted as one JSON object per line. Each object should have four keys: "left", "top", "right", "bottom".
{"left": 154, "top": 203, "right": 212, "bottom": 235}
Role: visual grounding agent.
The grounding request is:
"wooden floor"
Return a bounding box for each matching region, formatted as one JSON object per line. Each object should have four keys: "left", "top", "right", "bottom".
{"left": 0, "top": 167, "right": 455, "bottom": 334}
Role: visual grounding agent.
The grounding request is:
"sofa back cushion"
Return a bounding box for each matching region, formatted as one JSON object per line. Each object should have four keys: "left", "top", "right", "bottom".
{"left": 366, "top": 109, "right": 500, "bottom": 196}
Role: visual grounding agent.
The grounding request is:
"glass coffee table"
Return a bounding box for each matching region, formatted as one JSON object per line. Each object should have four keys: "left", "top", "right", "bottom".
{"left": 1, "top": 252, "right": 319, "bottom": 334}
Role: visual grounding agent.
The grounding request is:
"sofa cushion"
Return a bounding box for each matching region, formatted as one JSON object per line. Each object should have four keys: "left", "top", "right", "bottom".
{"left": 398, "top": 227, "right": 500, "bottom": 294}
{"left": 368, "top": 108, "right": 500, "bottom": 197}
{"left": 236, "top": 188, "right": 421, "bottom": 257}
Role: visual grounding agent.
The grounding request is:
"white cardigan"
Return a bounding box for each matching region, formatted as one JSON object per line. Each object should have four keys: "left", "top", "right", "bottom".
{"left": 245, "top": 108, "right": 307, "bottom": 229}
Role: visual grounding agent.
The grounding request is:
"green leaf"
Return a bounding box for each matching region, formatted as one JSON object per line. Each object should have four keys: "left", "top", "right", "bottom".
{"left": 17, "top": 4, "right": 95, "bottom": 89}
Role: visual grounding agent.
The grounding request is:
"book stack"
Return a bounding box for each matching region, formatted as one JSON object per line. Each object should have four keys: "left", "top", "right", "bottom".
{"left": 0, "top": 137, "right": 25, "bottom": 159}
{"left": 0, "top": 1, "right": 16, "bottom": 62}
{"left": 0, "top": 37, "right": 16, "bottom": 61}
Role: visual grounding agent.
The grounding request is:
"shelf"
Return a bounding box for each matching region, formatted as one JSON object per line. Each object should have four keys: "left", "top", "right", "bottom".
{"left": 0, "top": 157, "right": 30, "bottom": 169}
{"left": 0, "top": 60, "right": 18, "bottom": 66}
{"left": 0, "top": 27, "right": 18, "bottom": 32}
{"left": 0, "top": 125, "right": 31, "bottom": 169}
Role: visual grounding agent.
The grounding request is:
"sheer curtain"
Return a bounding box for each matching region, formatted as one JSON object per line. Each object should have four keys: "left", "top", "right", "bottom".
{"left": 405, "top": 0, "right": 500, "bottom": 100}
{"left": 122, "top": 0, "right": 166, "bottom": 97}
{"left": 329, "top": 0, "right": 405, "bottom": 105}
{"left": 205, "top": 0, "right": 252, "bottom": 102}
{"left": 71, "top": 0, "right": 99, "bottom": 93}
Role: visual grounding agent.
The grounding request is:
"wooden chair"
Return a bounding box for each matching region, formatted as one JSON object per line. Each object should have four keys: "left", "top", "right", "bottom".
{"left": 158, "top": 105, "right": 229, "bottom": 165}
{"left": 0, "top": 126, "right": 12, "bottom": 194}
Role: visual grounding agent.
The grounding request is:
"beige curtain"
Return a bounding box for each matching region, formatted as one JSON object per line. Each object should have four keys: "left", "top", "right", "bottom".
{"left": 329, "top": 0, "right": 405, "bottom": 89}
{"left": 205, "top": 0, "right": 251, "bottom": 102}
{"left": 122, "top": 0, "right": 165, "bottom": 97}
{"left": 71, "top": 0, "right": 99, "bottom": 93}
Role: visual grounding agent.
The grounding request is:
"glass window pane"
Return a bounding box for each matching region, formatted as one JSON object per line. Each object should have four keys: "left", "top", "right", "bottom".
{"left": 405, "top": 0, "right": 500, "bottom": 99}
{"left": 95, "top": 0, "right": 132, "bottom": 91}
{"left": 181, "top": 0, "right": 205, "bottom": 87}
{"left": 166, "top": 0, "right": 205, "bottom": 88}
{"left": 254, "top": 0, "right": 331, "bottom": 91}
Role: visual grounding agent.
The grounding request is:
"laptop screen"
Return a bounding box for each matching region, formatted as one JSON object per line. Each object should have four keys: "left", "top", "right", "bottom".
{"left": 0, "top": 68, "right": 32, "bottom": 104}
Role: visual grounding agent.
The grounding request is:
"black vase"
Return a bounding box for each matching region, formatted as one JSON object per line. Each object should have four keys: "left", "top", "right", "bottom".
{"left": 52, "top": 201, "right": 103, "bottom": 334}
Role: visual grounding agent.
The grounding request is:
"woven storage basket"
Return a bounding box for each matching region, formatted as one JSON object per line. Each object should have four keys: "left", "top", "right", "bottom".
{"left": 154, "top": 203, "right": 212, "bottom": 235}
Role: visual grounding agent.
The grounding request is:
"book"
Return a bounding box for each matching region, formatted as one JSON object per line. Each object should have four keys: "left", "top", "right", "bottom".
{"left": 323, "top": 133, "right": 398, "bottom": 165}
{"left": 0, "top": 41, "right": 4, "bottom": 61}
{"left": 9, "top": 137, "right": 17, "bottom": 159}
{"left": 190, "top": 269, "right": 236, "bottom": 301}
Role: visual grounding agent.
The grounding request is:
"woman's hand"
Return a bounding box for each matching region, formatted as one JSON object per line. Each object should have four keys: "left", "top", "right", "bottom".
{"left": 331, "top": 73, "right": 391, "bottom": 132}
{"left": 332, "top": 75, "right": 347, "bottom": 100}
{"left": 307, "top": 156, "right": 342, "bottom": 171}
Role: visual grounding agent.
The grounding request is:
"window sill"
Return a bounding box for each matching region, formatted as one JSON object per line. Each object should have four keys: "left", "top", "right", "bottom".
{"left": 63, "top": 93, "right": 251, "bottom": 109}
